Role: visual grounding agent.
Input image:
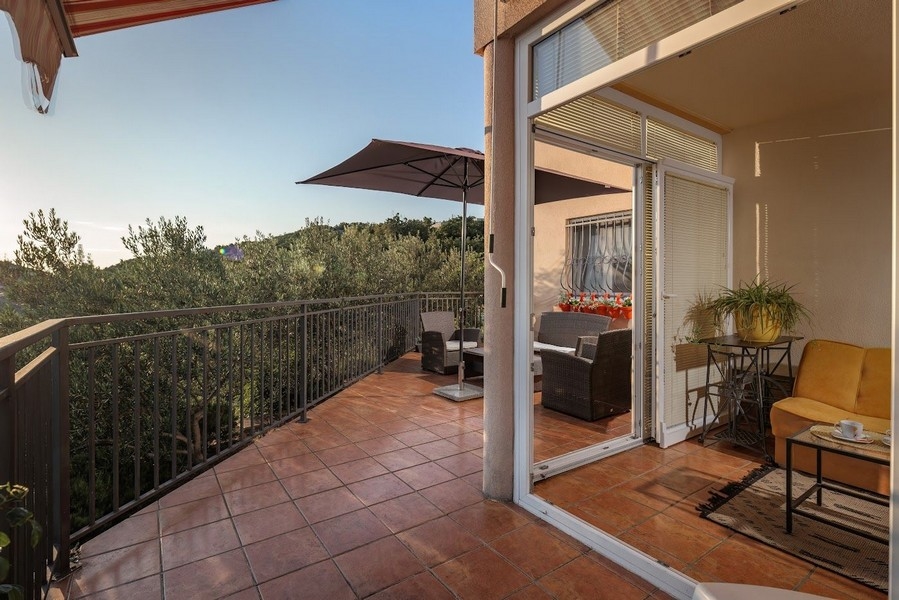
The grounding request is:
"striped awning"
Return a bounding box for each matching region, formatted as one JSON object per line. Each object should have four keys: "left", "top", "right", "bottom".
{"left": 1, "top": 0, "right": 275, "bottom": 113}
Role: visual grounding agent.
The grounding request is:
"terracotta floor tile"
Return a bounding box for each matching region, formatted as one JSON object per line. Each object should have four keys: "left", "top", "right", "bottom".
{"left": 66, "top": 540, "right": 161, "bottom": 597}
{"left": 257, "top": 559, "right": 354, "bottom": 600}
{"left": 368, "top": 492, "right": 444, "bottom": 533}
{"left": 162, "top": 548, "right": 253, "bottom": 599}
{"left": 504, "top": 585, "right": 555, "bottom": 600}
{"left": 221, "top": 586, "right": 261, "bottom": 600}
{"left": 301, "top": 431, "right": 352, "bottom": 452}
{"left": 257, "top": 438, "right": 310, "bottom": 462}
{"left": 355, "top": 435, "right": 407, "bottom": 456}
{"left": 449, "top": 500, "right": 532, "bottom": 542}
{"left": 157, "top": 474, "right": 223, "bottom": 509}
{"left": 279, "top": 468, "right": 343, "bottom": 499}
{"left": 69, "top": 574, "right": 162, "bottom": 600}
{"left": 79, "top": 511, "right": 159, "bottom": 558}
{"left": 434, "top": 451, "right": 483, "bottom": 477}
{"left": 586, "top": 550, "right": 659, "bottom": 594}
{"left": 412, "top": 439, "right": 465, "bottom": 461}
{"left": 315, "top": 443, "right": 370, "bottom": 467}
{"left": 268, "top": 452, "right": 326, "bottom": 479}
{"left": 393, "top": 428, "right": 442, "bottom": 446}
{"left": 490, "top": 523, "right": 582, "bottom": 579}
{"left": 394, "top": 462, "right": 456, "bottom": 490}
{"left": 330, "top": 456, "right": 389, "bottom": 484}
{"left": 158, "top": 494, "right": 229, "bottom": 536}
{"left": 311, "top": 508, "right": 392, "bottom": 556}
{"left": 798, "top": 568, "right": 887, "bottom": 600}
{"left": 347, "top": 473, "right": 414, "bottom": 505}
{"left": 686, "top": 534, "right": 814, "bottom": 590}
{"left": 232, "top": 500, "right": 307, "bottom": 545}
{"left": 614, "top": 473, "right": 689, "bottom": 512}
{"left": 426, "top": 421, "right": 471, "bottom": 438}
{"left": 244, "top": 527, "right": 329, "bottom": 583}
{"left": 341, "top": 424, "right": 389, "bottom": 442}
{"left": 624, "top": 512, "right": 723, "bottom": 565}
{"left": 367, "top": 571, "right": 455, "bottom": 600}
{"left": 537, "top": 554, "right": 647, "bottom": 600}
{"left": 573, "top": 488, "right": 658, "bottom": 531}
{"left": 224, "top": 480, "right": 290, "bottom": 516}
{"left": 445, "top": 431, "right": 484, "bottom": 451}
{"left": 160, "top": 519, "right": 240, "bottom": 570}
{"left": 418, "top": 478, "right": 484, "bottom": 513}
{"left": 214, "top": 446, "right": 267, "bottom": 474}
{"left": 295, "top": 487, "right": 364, "bottom": 524}
{"left": 334, "top": 536, "right": 425, "bottom": 597}
{"left": 373, "top": 447, "right": 430, "bottom": 471}
{"left": 433, "top": 546, "right": 529, "bottom": 600}
{"left": 376, "top": 418, "right": 421, "bottom": 435}
{"left": 397, "top": 516, "right": 482, "bottom": 566}
{"left": 532, "top": 474, "right": 599, "bottom": 507}
{"left": 255, "top": 428, "right": 300, "bottom": 447}
{"left": 216, "top": 463, "right": 277, "bottom": 493}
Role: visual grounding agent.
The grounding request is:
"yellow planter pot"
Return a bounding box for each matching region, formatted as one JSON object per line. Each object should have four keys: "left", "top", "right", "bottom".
{"left": 736, "top": 309, "right": 782, "bottom": 342}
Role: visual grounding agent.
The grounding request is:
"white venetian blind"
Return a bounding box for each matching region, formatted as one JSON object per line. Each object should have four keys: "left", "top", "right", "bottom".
{"left": 661, "top": 172, "right": 729, "bottom": 432}
{"left": 533, "top": 0, "right": 744, "bottom": 99}
{"left": 646, "top": 117, "right": 719, "bottom": 172}
{"left": 535, "top": 95, "right": 642, "bottom": 156}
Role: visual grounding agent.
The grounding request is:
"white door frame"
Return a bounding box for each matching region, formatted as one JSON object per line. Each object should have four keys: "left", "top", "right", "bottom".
{"left": 654, "top": 158, "right": 734, "bottom": 448}
{"left": 511, "top": 1, "right": 816, "bottom": 598}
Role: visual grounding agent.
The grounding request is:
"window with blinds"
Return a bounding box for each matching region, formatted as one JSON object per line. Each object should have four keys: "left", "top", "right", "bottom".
{"left": 533, "top": 0, "right": 744, "bottom": 99}
{"left": 535, "top": 95, "right": 642, "bottom": 156}
{"left": 565, "top": 211, "right": 633, "bottom": 293}
{"left": 646, "top": 118, "right": 719, "bottom": 171}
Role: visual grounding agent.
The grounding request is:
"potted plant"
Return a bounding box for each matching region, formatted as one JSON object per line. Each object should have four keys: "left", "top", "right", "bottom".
{"left": 710, "top": 278, "right": 809, "bottom": 342}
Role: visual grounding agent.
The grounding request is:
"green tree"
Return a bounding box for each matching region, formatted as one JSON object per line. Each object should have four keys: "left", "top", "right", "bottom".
{"left": 15, "top": 209, "right": 91, "bottom": 274}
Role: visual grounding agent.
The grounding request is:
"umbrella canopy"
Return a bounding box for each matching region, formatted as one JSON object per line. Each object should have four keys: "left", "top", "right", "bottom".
{"left": 298, "top": 138, "right": 485, "bottom": 401}
{"left": 298, "top": 139, "right": 485, "bottom": 204}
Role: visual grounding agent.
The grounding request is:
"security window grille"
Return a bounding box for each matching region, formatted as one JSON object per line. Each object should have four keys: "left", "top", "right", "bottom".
{"left": 566, "top": 211, "right": 633, "bottom": 293}
{"left": 533, "top": 0, "right": 744, "bottom": 99}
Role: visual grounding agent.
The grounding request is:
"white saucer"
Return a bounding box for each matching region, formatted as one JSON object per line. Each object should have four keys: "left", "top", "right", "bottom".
{"left": 831, "top": 430, "right": 874, "bottom": 444}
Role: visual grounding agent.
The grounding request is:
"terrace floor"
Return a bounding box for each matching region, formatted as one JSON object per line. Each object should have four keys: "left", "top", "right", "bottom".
{"left": 53, "top": 353, "right": 885, "bottom": 600}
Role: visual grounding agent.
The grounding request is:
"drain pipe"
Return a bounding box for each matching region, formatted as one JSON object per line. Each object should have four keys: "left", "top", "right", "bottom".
{"left": 487, "top": 0, "right": 507, "bottom": 308}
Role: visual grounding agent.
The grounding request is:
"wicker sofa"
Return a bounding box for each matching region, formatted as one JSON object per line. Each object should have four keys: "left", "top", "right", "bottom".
{"left": 540, "top": 328, "right": 632, "bottom": 421}
{"left": 534, "top": 311, "right": 612, "bottom": 351}
{"left": 769, "top": 339, "right": 891, "bottom": 495}
{"left": 420, "top": 311, "right": 480, "bottom": 375}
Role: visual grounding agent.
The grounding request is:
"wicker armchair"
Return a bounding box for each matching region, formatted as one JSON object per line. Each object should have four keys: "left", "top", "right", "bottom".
{"left": 540, "top": 328, "right": 632, "bottom": 421}
{"left": 420, "top": 311, "right": 480, "bottom": 374}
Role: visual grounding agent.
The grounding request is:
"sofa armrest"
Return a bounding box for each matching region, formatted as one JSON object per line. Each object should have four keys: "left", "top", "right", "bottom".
{"left": 576, "top": 336, "right": 598, "bottom": 360}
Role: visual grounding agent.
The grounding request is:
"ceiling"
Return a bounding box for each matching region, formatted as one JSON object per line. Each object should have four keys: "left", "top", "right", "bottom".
{"left": 617, "top": 0, "right": 892, "bottom": 132}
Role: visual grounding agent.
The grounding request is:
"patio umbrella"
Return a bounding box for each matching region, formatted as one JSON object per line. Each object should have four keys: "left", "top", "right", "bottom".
{"left": 297, "top": 139, "right": 486, "bottom": 401}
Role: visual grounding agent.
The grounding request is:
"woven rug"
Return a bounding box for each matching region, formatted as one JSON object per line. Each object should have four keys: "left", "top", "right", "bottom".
{"left": 698, "top": 465, "right": 888, "bottom": 592}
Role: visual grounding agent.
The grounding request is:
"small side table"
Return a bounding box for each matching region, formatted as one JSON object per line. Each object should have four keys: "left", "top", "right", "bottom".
{"left": 699, "top": 335, "right": 801, "bottom": 460}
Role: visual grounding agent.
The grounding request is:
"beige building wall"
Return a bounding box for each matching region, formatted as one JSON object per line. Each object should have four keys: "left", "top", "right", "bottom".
{"left": 723, "top": 92, "right": 892, "bottom": 350}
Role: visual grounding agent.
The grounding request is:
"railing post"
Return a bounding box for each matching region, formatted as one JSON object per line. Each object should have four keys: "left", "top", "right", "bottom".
{"left": 0, "top": 351, "right": 14, "bottom": 486}
{"left": 377, "top": 297, "right": 384, "bottom": 374}
{"left": 50, "top": 328, "right": 71, "bottom": 579}
{"left": 299, "top": 304, "right": 308, "bottom": 423}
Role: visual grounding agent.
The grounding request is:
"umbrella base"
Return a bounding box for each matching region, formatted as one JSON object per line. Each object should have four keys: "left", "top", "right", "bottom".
{"left": 433, "top": 382, "right": 483, "bottom": 402}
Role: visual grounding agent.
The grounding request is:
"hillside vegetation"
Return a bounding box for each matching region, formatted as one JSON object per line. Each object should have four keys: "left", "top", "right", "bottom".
{"left": 0, "top": 210, "right": 484, "bottom": 337}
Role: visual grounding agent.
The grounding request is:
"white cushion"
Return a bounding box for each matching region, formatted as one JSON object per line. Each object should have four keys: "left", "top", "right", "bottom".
{"left": 533, "top": 341, "right": 576, "bottom": 354}
{"left": 693, "top": 583, "right": 829, "bottom": 600}
{"left": 446, "top": 340, "right": 478, "bottom": 352}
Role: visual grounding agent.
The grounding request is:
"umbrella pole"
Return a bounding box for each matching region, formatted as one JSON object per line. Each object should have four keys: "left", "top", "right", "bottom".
{"left": 433, "top": 157, "right": 483, "bottom": 402}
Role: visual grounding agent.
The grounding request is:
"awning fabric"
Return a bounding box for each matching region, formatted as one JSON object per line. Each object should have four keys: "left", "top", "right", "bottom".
{"left": 1, "top": 0, "right": 275, "bottom": 112}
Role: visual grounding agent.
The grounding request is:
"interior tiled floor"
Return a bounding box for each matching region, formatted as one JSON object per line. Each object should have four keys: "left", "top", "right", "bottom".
{"left": 52, "top": 353, "right": 886, "bottom": 599}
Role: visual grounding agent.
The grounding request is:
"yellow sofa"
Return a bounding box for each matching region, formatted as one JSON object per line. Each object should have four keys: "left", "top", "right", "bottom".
{"left": 769, "top": 339, "right": 891, "bottom": 495}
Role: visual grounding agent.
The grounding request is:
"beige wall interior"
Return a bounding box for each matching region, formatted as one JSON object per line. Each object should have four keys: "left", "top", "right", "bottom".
{"left": 723, "top": 93, "right": 892, "bottom": 350}
{"left": 533, "top": 141, "right": 634, "bottom": 326}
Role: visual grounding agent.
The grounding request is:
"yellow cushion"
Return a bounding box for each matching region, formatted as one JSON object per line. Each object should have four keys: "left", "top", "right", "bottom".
{"left": 770, "top": 397, "right": 891, "bottom": 437}
{"left": 855, "top": 348, "right": 892, "bottom": 419}
{"left": 792, "top": 340, "right": 865, "bottom": 413}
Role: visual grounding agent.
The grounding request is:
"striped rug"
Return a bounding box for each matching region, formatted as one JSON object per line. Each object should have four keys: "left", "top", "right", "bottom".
{"left": 698, "top": 465, "right": 888, "bottom": 592}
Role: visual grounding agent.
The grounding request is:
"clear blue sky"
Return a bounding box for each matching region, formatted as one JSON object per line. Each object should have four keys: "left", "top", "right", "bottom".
{"left": 0, "top": 1, "right": 485, "bottom": 267}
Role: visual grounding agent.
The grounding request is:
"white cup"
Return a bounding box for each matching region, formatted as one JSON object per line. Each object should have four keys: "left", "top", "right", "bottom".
{"left": 835, "top": 419, "right": 864, "bottom": 440}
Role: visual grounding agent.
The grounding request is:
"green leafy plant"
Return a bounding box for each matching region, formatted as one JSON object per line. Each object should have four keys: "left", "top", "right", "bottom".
{"left": 0, "top": 483, "right": 42, "bottom": 600}
{"left": 710, "top": 278, "right": 809, "bottom": 340}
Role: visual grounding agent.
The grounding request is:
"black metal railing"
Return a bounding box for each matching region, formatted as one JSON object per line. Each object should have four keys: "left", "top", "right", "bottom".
{"left": 0, "top": 291, "right": 482, "bottom": 599}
